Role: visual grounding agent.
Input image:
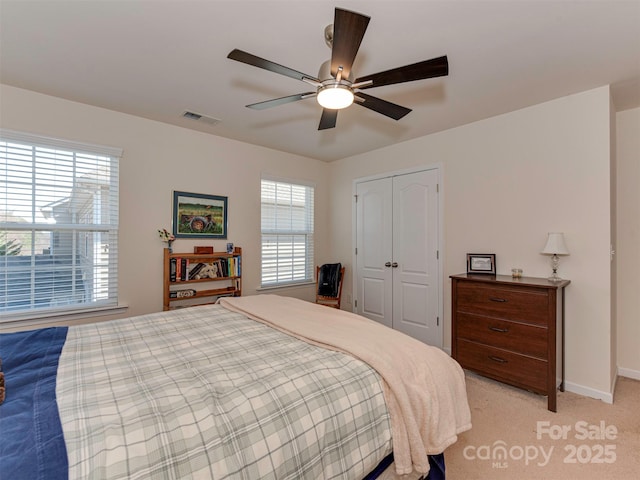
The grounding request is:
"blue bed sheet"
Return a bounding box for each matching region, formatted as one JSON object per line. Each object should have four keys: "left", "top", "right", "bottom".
{"left": 0, "top": 327, "right": 68, "bottom": 480}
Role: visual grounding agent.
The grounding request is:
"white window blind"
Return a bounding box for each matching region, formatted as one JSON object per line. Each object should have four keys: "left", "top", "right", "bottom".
{"left": 261, "top": 178, "right": 314, "bottom": 287}
{"left": 0, "top": 129, "right": 121, "bottom": 319}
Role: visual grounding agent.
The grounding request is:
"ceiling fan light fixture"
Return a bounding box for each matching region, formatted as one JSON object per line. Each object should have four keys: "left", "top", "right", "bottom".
{"left": 227, "top": 8, "right": 449, "bottom": 129}
{"left": 317, "top": 84, "right": 354, "bottom": 109}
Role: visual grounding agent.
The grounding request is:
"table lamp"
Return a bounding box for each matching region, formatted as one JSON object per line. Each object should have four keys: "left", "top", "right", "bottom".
{"left": 541, "top": 232, "right": 570, "bottom": 281}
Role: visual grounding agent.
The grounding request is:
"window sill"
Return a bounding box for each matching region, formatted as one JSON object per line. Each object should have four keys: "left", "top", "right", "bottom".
{"left": 257, "top": 281, "right": 315, "bottom": 292}
{"left": 0, "top": 304, "right": 129, "bottom": 332}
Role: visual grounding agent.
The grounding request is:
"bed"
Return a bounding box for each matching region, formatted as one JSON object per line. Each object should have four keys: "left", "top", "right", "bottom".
{"left": 0, "top": 294, "right": 471, "bottom": 479}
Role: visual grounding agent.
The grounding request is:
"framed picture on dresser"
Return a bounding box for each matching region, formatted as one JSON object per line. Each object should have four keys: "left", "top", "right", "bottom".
{"left": 466, "top": 253, "right": 496, "bottom": 274}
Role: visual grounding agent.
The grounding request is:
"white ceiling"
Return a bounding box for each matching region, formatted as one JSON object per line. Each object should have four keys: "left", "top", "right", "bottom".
{"left": 1, "top": 0, "right": 639, "bottom": 162}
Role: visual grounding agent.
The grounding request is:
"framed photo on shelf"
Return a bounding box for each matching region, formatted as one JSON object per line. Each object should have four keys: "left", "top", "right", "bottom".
{"left": 172, "top": 191, "right": 228, "bottom": 239}
{"left": 467, "top": 253, "right": 496, "bottom": 275}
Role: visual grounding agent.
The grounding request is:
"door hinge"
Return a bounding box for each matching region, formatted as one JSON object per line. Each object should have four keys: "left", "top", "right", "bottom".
{"left": 355, "top": 247, "right": 358, "bottom": 255}
{"left": 354, "top": 299, "right": 357, "bottom": 308}
{"left": 437, "top": 183, "right": 439, "bottom": 193}
{"left": 437, "top": 316, "right": 440, "bottom": 326}
{"left": 436, "top": 250, "right": 439, "bottom": 259}
{"left": 354, "top": 194, "right": 358, "bottom": 202}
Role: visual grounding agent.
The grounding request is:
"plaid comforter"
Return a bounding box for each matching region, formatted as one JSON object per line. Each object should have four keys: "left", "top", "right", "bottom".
{"left": 56, "top": 304, "right": 393, "bottom": 479}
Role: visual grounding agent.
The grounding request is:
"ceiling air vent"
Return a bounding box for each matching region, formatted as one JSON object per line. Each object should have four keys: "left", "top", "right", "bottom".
{"left": 182, "top": 111, "right": 221, "bottom": 126}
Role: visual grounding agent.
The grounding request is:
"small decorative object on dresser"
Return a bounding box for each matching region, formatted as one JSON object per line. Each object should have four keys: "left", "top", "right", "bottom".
{"left": 451, "top": 273, "right": 570, "bottom": 412}
{"left": 466, "top": 253, "right": 496, "bottom": 275}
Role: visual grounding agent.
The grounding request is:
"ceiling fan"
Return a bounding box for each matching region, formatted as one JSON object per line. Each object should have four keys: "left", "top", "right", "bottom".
{"left": 227, "top": 7, "right": 448, "bottom": 130}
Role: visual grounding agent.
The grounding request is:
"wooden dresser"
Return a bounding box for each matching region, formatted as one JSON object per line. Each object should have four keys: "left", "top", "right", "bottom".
{"left": 451, "top": 274, "right": 570, "bottom": 411}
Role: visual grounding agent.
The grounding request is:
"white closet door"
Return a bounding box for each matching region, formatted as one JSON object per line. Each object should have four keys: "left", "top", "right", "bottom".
{"left": 355, "top": 177, "right": 393, "bottom": 328}
{"left": 354, "top": 168, "right": 441, "bottom": 347}
{"left": 391, "top": 169, "right": 440, "bottom": 346}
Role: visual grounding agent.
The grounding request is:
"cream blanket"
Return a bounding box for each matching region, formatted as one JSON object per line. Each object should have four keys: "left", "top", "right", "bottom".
{"left": 218, "top": 295, "right": 471, "bottom": 475}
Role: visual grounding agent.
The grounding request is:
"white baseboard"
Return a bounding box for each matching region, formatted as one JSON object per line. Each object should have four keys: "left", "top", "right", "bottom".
{"left": 618, "top": 366, "right": 640, "bottom": 381}
{"left": 563, "top": 381, "right": 613, "bottom": 404}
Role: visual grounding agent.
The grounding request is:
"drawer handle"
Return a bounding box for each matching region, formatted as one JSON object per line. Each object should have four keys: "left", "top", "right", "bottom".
{"left": 489, "top": 297, "right": 507, "bottom": 303}
{"left": 489, "top": 355, "right": 508, "bottom": 364}
{"left": 489, "top": 326, "right": 509, "bottom": 333}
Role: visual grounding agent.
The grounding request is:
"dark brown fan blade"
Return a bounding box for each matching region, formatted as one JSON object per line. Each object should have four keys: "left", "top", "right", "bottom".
{"left": 228, "top": 49, "right": 319, "bottom": 83}
{"left": 355, "top": 56, "right": 448, "bottom": 90}
{"left": 318, "top": 109, "right": 338, "bottom": 130}
{"left": 331, "top": 8, "right": 370, "bottom": 79}
{"left": 247, "top": 93, "right": 315, "bottom": 110}
{"left": 354, "top": 92, "right": 411, "bottom": 120}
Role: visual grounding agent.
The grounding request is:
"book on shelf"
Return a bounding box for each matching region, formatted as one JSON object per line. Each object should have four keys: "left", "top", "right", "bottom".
{"left": 229, "top": 257, "right": 235, "bottom": 277}
{"left": 225, "top": 256, "right": 241, "bottom": 277}
{"left": 180, "top": 258, "right": 188, "bottom": 281}
{"left": 169, "top": 257, "right": 177, "bottom": 282}
{"left": 188, "top": 262, "right": 205, "bottom": 280}
{"left": 219, "top": 258, "right": 228, "bottom": 277}
{"left": 169, "top": 289, "right": 197, "bottom": 299}
{"left": 168, "top": 252, "right": 242, "bottom": 282}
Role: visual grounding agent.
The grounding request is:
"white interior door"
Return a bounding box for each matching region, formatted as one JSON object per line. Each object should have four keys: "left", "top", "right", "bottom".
{"left": 392, "top": 170, "right": 440, "bottom": 346}
{"left": 354, "top": 168, "right": 441, "bottom": 347}
{"left": 355, "top": 178, "right": 393, "bottom": 328}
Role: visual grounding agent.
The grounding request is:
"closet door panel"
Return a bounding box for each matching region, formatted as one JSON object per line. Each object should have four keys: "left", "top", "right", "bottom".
{"left": 355, "top": 178, "right": 393, "bottom": 328}
{"left": 392, "top": 170, "right": 440, "bottom": 346}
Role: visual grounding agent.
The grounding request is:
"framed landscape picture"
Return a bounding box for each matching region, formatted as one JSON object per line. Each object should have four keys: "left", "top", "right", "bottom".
{"left": 172, "top": 191, "right": 228, "bottom": 238}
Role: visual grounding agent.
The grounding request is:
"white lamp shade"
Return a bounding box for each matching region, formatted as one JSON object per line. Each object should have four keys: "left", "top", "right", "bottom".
{"left": 541, "top": 232, "right": 570, "bottom": 255}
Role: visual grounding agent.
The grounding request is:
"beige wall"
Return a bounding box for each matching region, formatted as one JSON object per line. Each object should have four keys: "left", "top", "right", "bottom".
{"left": 329, "top": 86, "right": 614, "bottom": 400}
{"left": 616, "top": 107, "right": 640, "bottom": 379}
{"left": 0, "top": 84, "right": 330, "bottom": 329}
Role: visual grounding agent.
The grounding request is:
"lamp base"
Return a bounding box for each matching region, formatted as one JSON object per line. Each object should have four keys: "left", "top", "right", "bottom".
{"left": 547, "top": 255, "right": 563, "bottom": 282}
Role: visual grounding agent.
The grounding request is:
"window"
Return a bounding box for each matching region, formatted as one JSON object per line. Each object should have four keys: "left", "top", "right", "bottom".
{"left": 261, "top": 178, "right": 314, "bottom": 287}
{"left": 0, "top": 129, "right": 121, "bottom": 319}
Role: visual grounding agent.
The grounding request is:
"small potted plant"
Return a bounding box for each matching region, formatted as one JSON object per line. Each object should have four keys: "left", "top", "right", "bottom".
{"left": 158, "top": 228, "right": 176, "bottom": 252}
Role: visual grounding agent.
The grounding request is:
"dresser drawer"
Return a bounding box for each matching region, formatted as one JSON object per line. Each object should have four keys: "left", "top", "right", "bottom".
{"left": 456, "top": 282, "right": 550, "bottom": 326}
{"left": 456, "top": 339, "right": 547, "bottom": 392}
{"left": 456, "top": 312, "right": 548, "bottom": 358}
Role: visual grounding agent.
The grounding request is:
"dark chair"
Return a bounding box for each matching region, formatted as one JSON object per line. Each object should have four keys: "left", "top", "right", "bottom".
{"left": 316, "top": 263, "right": 345, "bottom": 309}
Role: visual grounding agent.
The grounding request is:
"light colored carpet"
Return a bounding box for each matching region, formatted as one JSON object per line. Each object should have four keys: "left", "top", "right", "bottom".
{"left": 444, "top": 372, "right": 640, "bottom": 480}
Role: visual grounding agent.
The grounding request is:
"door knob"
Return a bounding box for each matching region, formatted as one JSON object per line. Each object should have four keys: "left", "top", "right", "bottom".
{"left": 384, "top": 262, "right": 392, "bottom": 267}
{"left": 391, "top": 262, "right": 398, "bottom": 268}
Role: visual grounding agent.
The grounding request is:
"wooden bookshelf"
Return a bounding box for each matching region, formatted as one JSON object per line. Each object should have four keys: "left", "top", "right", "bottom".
{"left": 163, "top": 247, "right": 242, "bottom": 311}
